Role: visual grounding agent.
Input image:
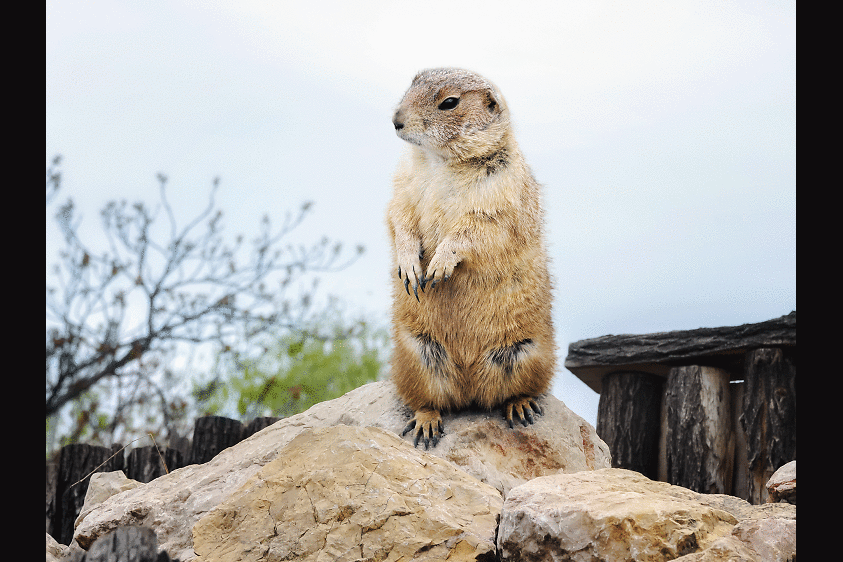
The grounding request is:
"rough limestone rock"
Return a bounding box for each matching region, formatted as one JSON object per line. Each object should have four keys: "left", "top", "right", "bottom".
{"left": 766, "top": 460, "right": 796, "bottom": 504}
{"left": 46, "top": 532, "right": 66, "bottom": 562}
{"left": 193, "top": 425, "right": 502, "bottom": 561}
{"left": 728, "top": 516, "right": 796, "bottom": 561}
{"left": 678, "top": 515, "right": 796, "bottom": 562}
{"left": 74, "top": 380, "right": 608, "bottom": 560}
{"left": 69, "top": 525, "right": 172, "bottom": 562}
{"left": 74, "top": 471, "right": 144, "bottom": 530}
{"left": 497, "top": 468, "right": 796, "bottom": 562}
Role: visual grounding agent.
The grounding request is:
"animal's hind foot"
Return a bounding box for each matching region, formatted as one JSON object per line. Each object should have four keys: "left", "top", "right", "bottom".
{"left": 401, "top": 407, "right": 444, "bottom": 449}
{"left": 502, "top": 396, "right": 543, "bottom": 429}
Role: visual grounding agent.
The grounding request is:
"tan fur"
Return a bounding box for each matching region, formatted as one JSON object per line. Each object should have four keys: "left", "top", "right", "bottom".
{"left": 387, "top": 68, "right": 555, "bottom": 447}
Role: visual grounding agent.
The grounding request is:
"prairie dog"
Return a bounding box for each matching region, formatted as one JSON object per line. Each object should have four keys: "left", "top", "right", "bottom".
{"left": 387, "top": 68, "right": 555, "bottom": 448}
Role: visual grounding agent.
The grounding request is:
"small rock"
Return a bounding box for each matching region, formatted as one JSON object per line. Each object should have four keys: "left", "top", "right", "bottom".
{"left": 74, "top": 471, "right": 143, "bottom": 530}
{"left": 69, "top": 525, "right": 171, "bottom": 562}
{"left": 46, "top": 532, "right": 66, "bottom": 562}
{"left": 677, "top": 516, "right": 796, "bottom": 562}
{"left": 730, "top": 516, "right": 796, "bottom": 561}
{"left": 765, "top": 460, "right": 795, "bottom": 504}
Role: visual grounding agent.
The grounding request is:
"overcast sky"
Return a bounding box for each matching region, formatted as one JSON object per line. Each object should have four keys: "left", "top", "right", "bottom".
{"left": 46, "top": 0, "right": 796, "bottom": 427}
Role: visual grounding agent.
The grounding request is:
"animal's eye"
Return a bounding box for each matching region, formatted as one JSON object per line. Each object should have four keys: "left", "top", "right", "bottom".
{"left": 438, "top": 97, "right": 460, "bottom": 110}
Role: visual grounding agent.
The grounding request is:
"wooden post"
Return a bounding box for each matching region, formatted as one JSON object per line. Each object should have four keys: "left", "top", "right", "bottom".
{"left": 166, "top": 428, "right": 191, "bottom": 460}
{"left": 596, "top": 371, "right": 663, "bottom": 479}
{"left": 657, "top": 390, "right": 668, "bottom": 483}
{"left": 739, "top": 347, "right": 796, "bottom": 503}
{"left": 52, "top": 443, "right": 125, "bottom": 545}
{"left": 730, "top": 381, "right": 750, "bottom": 501}
{"left": 46, "top": 458, "right": 58, "bottom": 534}
{"left": 126, "top": 446, "right": 184, "bottom": 483}
{"left": 242, "top": 416, "right": 281, "bottom": 439}
{"left": 663, "top": 365, "right": 733, "bottom": 494}
{"left": 189, "top": 415, "right": 244, "bottom": 465}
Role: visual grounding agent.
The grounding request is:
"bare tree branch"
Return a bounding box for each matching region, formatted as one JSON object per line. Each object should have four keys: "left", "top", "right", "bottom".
{"left": 45, "top": 157, "right": 364, "bottom": 431}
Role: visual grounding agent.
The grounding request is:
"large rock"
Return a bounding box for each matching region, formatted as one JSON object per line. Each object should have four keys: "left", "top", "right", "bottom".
{"left": 74, "top": 380, "right": 609, "bottom": 560}
{"left": 431, "top": 388, "right": 610, "bottom": 495}
{"left": 497, "top": 468, "right": 796, "bottom": 562}
{"left": 193, "top": 425, "right": 503, "bottom": 561}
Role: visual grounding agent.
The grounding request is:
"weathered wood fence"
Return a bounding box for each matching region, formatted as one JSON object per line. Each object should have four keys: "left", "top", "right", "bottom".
{"left": 46, "top": 415, "right": 280, "bottom": 545}
{"left": 565, "top": 311, "right": 796, "bottom": 504}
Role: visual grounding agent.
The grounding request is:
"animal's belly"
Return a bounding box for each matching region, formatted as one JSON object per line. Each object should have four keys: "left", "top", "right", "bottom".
{"left": 405, "top": 270, "right": 547, "bottom": 361}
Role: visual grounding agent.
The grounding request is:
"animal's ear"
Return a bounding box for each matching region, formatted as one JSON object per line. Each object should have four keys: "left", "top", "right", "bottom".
{"left": 484, "top": 90, "right": 502, "bottom": 116}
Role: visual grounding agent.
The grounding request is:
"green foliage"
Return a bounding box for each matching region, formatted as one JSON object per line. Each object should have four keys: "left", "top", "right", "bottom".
{"left": 196, "top": 322, "right": 387, "bottom": 420}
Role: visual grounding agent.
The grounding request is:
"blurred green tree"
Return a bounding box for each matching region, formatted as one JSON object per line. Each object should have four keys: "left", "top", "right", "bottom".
{"left": 195, "top": 318, "right": 387, "bottom": 420}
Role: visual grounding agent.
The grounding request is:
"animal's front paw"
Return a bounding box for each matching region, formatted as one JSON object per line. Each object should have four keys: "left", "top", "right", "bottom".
{"left": 397, "top": 250, "right": 424, "bottom": 302}
{"left": 401, "top": 407, "right": 444, "bottom": 449}
{"left": 424, "top": 245, "right": 461, "bottom": 288}
{"left": 502, "top": 396, "right": 543, "bottom": 429}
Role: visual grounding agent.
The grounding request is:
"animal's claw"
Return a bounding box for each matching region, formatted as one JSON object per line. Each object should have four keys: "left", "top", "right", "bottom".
{"left": 504, "top": 396, "right": 543, "bottom": 429}
{"left": 399, "top": 265, "right": 421, "bottom": 302}
{"left": 402, "top": 408, "right": 444, "bottom": 449}
{"left": 401, "top": 419, "right": 416, "bottom": 436}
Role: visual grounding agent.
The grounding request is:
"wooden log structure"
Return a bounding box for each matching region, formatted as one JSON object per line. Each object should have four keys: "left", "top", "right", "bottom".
{"left": 126, "top": 445, "right": 184, "bottom": 484}
{"left": 46, "top": 458, "right": 59, "bottom": 534}
{"left": 565, "top": 311, "right": 796, "bottom": 393}
{"left": 596, "top": 371, "right": 663, "bottom": 479}
{"left": 52, "top": 443, "right": 125, "bottom": 545}
{"left": 188, "top": 415, "right": 245, "bottom": 465}
{"left": 45, "top": 415, "right": 284, "bottom": 548}
{"left": 565, "top": 311, "right": 796, "bottom": 503}
{"left": 662, "top": 365, "right": 733, "bottom": 494}
{"left": 740, "top": 347, "right": 797, "bottom": 503}
{"left": 242, "top": 416, "right": 282, "bottom": 440}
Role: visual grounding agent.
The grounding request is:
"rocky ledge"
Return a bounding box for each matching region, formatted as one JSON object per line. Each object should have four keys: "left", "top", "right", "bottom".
{"left": 49, "top": 380, "right": 795, "bottom": 561}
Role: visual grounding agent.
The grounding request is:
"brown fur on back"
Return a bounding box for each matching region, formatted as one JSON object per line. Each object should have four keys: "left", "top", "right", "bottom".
{"left": 387, "top": 68, "right": 555, "bottom": 416}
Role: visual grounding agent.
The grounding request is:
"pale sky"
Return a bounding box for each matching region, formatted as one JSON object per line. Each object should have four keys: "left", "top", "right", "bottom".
{"left": 46, "top": 0, "right": 796, "bottom": 427}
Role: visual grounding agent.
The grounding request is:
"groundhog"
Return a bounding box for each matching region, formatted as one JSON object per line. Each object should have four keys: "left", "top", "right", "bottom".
{"left": 387, "top": 68, "right": 556, "bottom": 449}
